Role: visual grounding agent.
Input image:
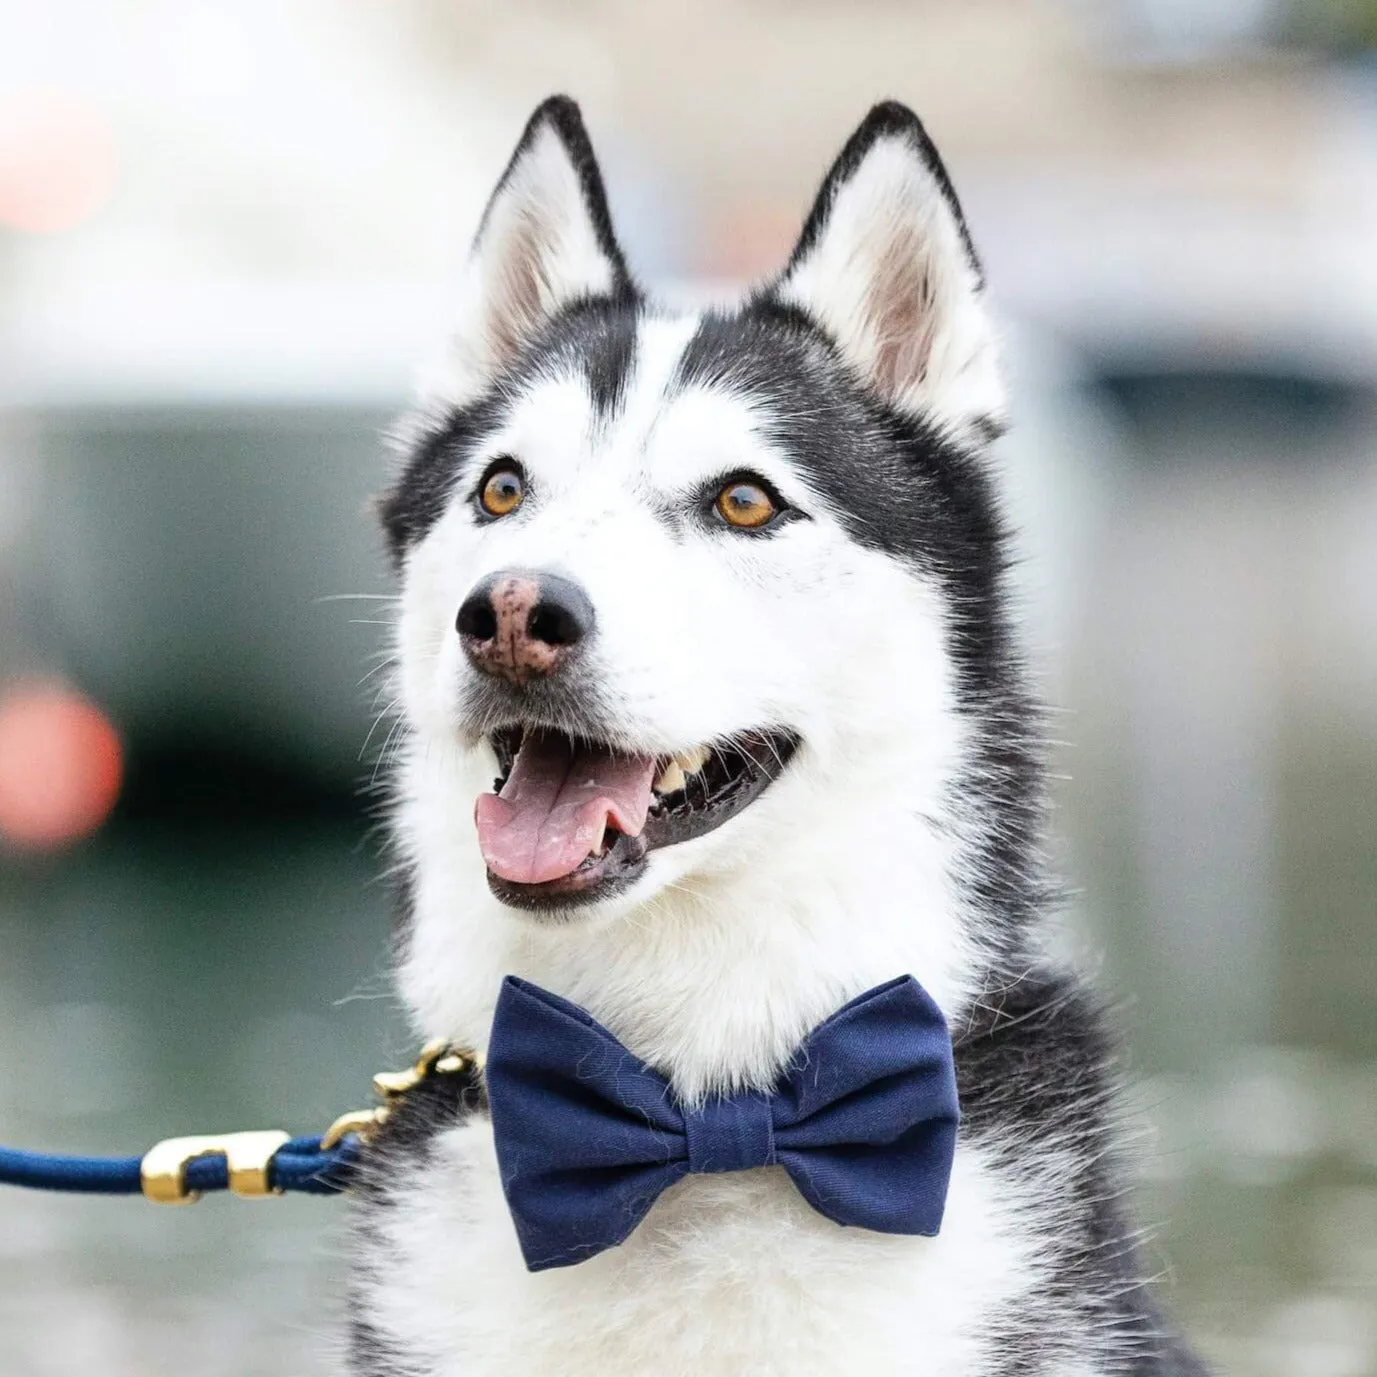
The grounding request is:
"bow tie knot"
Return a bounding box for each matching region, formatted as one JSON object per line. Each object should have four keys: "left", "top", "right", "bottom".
{"left": 685, "top": 1092, "right": 776, "bottom": 1175}
{"left": 485, "top": 975, "right": 960, "bottom": 1272}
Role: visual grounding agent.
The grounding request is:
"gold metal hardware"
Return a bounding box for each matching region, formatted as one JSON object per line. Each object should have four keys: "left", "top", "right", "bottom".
{"left": 322, "top": 1041, "right": 482, "bottom": 1154}
{"left": 369, "top": 1069, "right": 422, "bottom": 1098}
{"left": 138, "top": 1042, "right": 482, "bottom": 1204}
{"left": 320, "top": 1108, "right": 386, "bottom": 1152}
{"left": 371, "top": 1040, "right": 480, "bottom": 1101}
{"left": 435, "top": 1049, "right": 481, "bottom": 1077}
{"left": 141, "top": 1130, "right": 290, "bottom": 1205}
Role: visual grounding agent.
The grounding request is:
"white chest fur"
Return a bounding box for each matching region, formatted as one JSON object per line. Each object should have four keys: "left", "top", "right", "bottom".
{"left": 358, "top": 1118, "right": 1046, "bottom": 1377}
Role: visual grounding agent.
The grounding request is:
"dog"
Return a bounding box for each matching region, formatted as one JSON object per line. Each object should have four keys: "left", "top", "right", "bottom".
{"left": 348, "top": 95, "right": 1205, "bottom": 1377}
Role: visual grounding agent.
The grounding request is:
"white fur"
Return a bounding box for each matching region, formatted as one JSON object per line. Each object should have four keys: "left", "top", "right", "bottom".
{"left": 392, "top": 311, "right": 980, "bottom": 1082}
{"left": 358, "top": 111, "right": 1104, "bottom": 1377}
{"left": 777, "top": 134, "right": 1006, "bottom": 446}
{"left": 432, "top": 119, "right": 621, "bottom": 409}
{"left": 368, "top": 318, "right": 1050, "bottom": 1374}
{"left": 363, "top": 1122, "right": 1047, "bottom": 1377}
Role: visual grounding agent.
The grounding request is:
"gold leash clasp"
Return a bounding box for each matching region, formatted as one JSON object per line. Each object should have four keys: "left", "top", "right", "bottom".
{"left": 320, "top": 1039, "right": 481, "bottom": 1153}
{"left": 319, "top": 1109, "right": 385, "bottom": 1152}
{"left": 140, "top": 1041, "right": 483, "bottom": 1200}
{"left": 141, "top": 1130, "right": 291, "bottom": 1205}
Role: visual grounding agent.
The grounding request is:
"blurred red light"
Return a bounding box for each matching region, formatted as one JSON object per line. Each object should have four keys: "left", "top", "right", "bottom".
{"left": 0, "top": 681, "right": 123, "bottom": 850}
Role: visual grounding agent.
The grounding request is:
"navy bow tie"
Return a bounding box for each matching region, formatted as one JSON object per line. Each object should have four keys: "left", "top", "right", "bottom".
{"left": 485, "top": 974, "right": 960, "bottom": 1272}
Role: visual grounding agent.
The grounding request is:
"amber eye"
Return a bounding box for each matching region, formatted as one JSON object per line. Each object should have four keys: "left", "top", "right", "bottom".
{"left": 479, "top": 466, "right": 525, "bottom": 519}
{"left": 715, "top": 480, "right": 777, "bottom": 530}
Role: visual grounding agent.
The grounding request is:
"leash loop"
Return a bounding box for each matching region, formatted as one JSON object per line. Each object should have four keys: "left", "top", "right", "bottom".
{"left": 0, "top": 1040, "right": 480, "bottom": 1204}
{"left": 141, "top": 1130, "right": 291, "bottom": 1204}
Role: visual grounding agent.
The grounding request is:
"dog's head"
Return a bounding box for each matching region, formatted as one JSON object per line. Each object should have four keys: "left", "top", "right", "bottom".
{"left": 382, "top": 99, "right": 1039, "bottom": 1056}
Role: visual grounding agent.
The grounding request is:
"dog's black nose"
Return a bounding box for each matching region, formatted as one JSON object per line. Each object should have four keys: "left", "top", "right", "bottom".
{"left": 456, "top": 570, "right": 594, "bottom": 684}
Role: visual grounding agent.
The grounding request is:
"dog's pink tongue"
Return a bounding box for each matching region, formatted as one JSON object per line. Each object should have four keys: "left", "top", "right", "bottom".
{"left": 474, "top": 730, "right": 657, "bottom": 885}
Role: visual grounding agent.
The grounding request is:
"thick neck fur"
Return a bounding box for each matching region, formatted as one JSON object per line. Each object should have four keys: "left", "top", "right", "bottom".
{"left": 390, "top": 635, "right": 1036, "bottom": 1104}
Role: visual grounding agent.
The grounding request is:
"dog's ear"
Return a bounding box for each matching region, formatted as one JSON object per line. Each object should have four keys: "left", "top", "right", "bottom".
{"left": 769, "top": 102, "right": 1004, "bottom": 444}
{"left": 444, "top": 96, "right": 634, "bottom": 399}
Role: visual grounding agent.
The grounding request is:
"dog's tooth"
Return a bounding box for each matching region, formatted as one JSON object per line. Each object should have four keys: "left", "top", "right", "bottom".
{"left": 655, "top": 760, "right": 686, "bottom": 796}
{"left": 674, "top": 745, "right": 710, "bottom": 776}
{"left": 590, "top": 817, "right": 607, "bottom": 856}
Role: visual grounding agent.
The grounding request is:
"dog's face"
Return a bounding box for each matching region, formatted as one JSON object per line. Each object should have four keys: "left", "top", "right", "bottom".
{"left": 382, "top": 99, "right": 1016, "bottom": 945}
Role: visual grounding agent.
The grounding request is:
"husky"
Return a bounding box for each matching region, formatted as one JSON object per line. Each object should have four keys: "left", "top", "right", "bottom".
{"left": 349, "top": 96, "right": 1204, "bottom": 1377}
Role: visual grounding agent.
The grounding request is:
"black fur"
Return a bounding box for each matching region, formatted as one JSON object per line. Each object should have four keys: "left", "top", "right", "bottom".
{"left": 782, "top": 101, "right": 985, "bottom": 290}
{"left": 481, "top": 96, "right": 635, "bottom": 295}
{"left": 379, "top": 298, "right": 642, "bottom": 565}
{"left": 378, "top": 389, "right": 508, "bottom": 565}
{"left": 348, "top": 973, "right": 1201, "bottom": 1377}
{"left": 348, "top": 1066, "right": 487, "bottom": 1377}
{"left": 956, "top": 973, "right": 1206, "bottom": 1376}
{"left": 357, "top": 98, "right": 1201, "bottom": 1377}
{"left": 379, "top": 96, "right": 641, "bottom": 567}
{"left": 351, "top": 1065, "right": 488, "bottom": 1209}
{"left": 677, "top": 302, "right": 1048, "bottom": 948}
{"left": 670, "top": 301, "right": 1201, "bottom": 1367}
{"left": 347, "top": 1313, "right": 416, "bottom": 1377}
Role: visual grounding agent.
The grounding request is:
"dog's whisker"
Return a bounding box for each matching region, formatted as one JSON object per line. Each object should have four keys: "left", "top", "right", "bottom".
{"left": 359, "top": 696, "right": 401, "bottom": 763}
{"left": 357, "top": 659, "right": 396, "bottom": 689}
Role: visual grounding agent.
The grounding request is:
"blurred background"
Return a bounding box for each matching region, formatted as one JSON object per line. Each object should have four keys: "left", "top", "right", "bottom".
{"left": 1, "top": 1, "right": 1375, "bottom": 1373}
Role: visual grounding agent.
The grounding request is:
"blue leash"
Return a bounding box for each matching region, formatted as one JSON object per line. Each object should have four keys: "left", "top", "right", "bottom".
{"left": 0, "top": 1135, "right": 355, "bottom": 1198}
{"left": 0, "top": 1039, "right": 477, "bottom": 1205}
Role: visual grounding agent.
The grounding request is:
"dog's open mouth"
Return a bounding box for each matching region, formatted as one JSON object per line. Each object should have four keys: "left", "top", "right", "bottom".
{"left": 474, "top": 726, "right": 800, "bottom": 910}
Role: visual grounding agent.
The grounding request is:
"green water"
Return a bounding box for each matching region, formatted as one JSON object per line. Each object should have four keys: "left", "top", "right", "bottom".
{"left": 0, "top": 819, "right": 406, "bottom": 1375}
{"left": 0, "top": 725, "right": 1374, "bottom": 1374}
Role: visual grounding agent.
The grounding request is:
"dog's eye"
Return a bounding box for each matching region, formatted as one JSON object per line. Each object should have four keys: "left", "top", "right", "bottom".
{"left": 715, "top": 480, "right": 777, "bottom": 531}
{"left": 478, "top": 465, "right": 525, "bottom": 520}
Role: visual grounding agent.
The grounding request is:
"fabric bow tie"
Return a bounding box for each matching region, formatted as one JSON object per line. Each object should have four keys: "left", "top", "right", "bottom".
{"left": 485, "top": 974, "right": 960, "bottom": 1272}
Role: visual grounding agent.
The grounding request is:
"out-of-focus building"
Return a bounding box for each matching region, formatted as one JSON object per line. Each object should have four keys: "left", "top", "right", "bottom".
{"left": 1, "top": 3, "right": 1375, "bottom": 1374}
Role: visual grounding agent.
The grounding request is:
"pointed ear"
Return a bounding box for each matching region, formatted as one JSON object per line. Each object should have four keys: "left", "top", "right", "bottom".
{"left": 769, "top": 102, "right": 1004, "bottom": 444}
{"left": 443, "top": 96, "right": 635, "bottom": 400}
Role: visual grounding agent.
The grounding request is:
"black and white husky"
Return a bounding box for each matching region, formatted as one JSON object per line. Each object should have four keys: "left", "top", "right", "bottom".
{"left": 350, "top": 96, "right": 1204, "bottom": 1377}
